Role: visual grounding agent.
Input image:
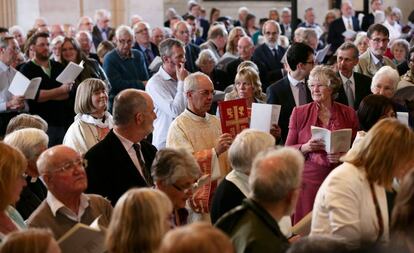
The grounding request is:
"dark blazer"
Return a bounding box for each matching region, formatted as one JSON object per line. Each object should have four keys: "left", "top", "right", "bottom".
{"left": 327, "top": 16, "right": 360, "bottom": 53}
{"left": 210, "top": 178, "right": 246, "bottom": 224}
{"left": 266, "top": 76, "right": 312, "bottom": 144}
{"left": 335, "top": 72, "right": 372, "bottom": 109}
{"left": 199, "top": 18, "right": 210, "bottom": 41}
{"left": 226, "top": 57, "right": 268, "bottom": 91}
{"left": 84, "top": 130, "right": 157, "bottom": 205}
{"left": 397, "top": 61, "right": 409, "bottom": 76}
{"left": 185, "top": 43, "right": 201, "bottom": 73}
{"left": 132, "top": 42, "right": 160, "bottom": 69}
{"left": 361, "top": 13, "right": 375, "bottom": 32}
{"left": 92, "top": 25, "right": 115, "bottom": 49}
{"left": 252, "top": 44, "right": 286, "bottom": 88}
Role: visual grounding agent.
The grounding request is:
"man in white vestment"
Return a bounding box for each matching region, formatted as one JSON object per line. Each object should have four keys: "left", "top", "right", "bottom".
{"left": 166, "top": 72, "right": 232, "bottom": 222}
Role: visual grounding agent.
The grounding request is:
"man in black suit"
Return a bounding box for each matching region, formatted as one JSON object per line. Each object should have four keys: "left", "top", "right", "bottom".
{"left": 92, "top": 9, "right": 115, "bottom": 49}
{"left": 336, "top": 42, "right": 372, "bottom": 109}
{"left": 361, "top": 0, "right": 384, "bottom": 31}
{"left": 252, "top": 20, "right": 286, "bottom": 89}
{"left": 182, "top": 1, "right": 210, "bottom": 41}
{"left": 327, "top": 1, "right": 360, "bottom": 54}
{"left": 132, "top": 21, "right": 160, "bottom": 75}
{"left": 173, "top": 21, "right": 200, "bottom": 73}
{"left": 266, "top": 43, "right": 314, "bottom": 143}
{"left": 280, "top": 8, "right": 293, "bottom": 41}
{"left": 84, "top": 89, "right": 157, "bottom": 205}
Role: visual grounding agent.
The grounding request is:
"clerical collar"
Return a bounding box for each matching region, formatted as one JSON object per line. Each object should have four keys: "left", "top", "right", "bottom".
{"left": 186, "top": 107, "right": 206, "bottom": 118}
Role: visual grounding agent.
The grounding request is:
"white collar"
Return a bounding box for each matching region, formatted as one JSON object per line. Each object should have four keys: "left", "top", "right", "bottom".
{"left": 158, "top": 66, "right": 175, "bottom": 81}
{"left": 76, "top": 112, "right": 113, "bottom": 129}
{"left": 113, "top": 129, "right": 136, "bottom": 153}
{"left": 46, "top": 191, "right": 90, "bottom": 219}
{"left": 369, "top": 48, "right": 382, "bottom": 65}
{"left": 287, "top": 72, "right": 305, "bottom": 87}
{"left": 184, "top": 108, "right": 211, "bottom": 122}
{"left": 0, "top": 60, "right": 9, "bottom": 71}
{"left": 339, "top": 71, "right": 355, "bottom": 84}
{"left": 225, "top": 170, "right": 250, "bottom": 196}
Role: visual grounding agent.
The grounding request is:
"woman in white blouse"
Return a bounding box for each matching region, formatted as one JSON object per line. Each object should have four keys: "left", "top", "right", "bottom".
{"left": 311, "top": 118, "right": 414, "bottom": 249}
{"left": 63, "top": 78, "right": 113, "bottom": 154}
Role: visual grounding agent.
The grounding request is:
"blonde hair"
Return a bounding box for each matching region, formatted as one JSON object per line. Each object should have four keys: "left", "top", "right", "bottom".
{"left": 341, "top": 118, "right": 414, "bottom": 188}
{"left": 226, "top": 27, "right": 246, "bottom": 55}
{"left": 159, "top": 222, "right": 234, "bottom": 253}
{"left": 308, "top": 65, "right": 342, "bottom": 95}
{"left": 74, "top": 78, "right": 108, "bottom": 115}
{"left": 106, "top": 188, "right": 172, "bottom": 253}
{"left": 232, "top": 66, "right": 265, "bottom": 101}
{"left": 0, "top": 142, "right": 27, "bottom": 211}
{"left": 0, "top": 229, "right": 54, "bottom": 253}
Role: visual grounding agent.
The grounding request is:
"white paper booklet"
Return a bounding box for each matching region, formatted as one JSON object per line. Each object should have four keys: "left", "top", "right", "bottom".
{"left": 8, "top": 71, "right": 41, "bottom": 99}
{"left": 311, "top": 126, "right": 352, "bottom": 153}
{"left": 315, "top": 44, "right": 330, "bottom": 64}
{"left": 397, "top": 112, "right": 409, "bottom": 126}
{"left": 58, "top": 216, "right": 105, "bottom": 253}
{"left": 56, "top": 60, "right": 84, "bottom": 83}
{"left": 250, "top": 103, "right": 281, "bottom": 133}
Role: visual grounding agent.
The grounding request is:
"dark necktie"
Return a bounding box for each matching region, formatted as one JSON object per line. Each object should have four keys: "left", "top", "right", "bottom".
{"left": 144, "top": 48, "right": 154, "bottom": 65}
{"left": 132, "top": 143, "right": 153, "bottom": 186}
{"left": 298, "top": 82, "right": 307, "bottom": 105}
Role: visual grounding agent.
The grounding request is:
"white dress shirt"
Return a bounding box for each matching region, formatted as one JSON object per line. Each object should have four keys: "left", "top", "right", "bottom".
{"left": 287, "top": 73, "right": 305, "bottom": 106}
{"left": 46, "top": 192, "right": 90, "bottom": 222}
{"left": 339, "top": 72, "right": 356, "bottom": 98}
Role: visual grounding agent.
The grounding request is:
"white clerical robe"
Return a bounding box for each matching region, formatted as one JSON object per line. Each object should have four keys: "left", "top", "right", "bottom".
{"left": 166, "top": 109, "right": 230, "bottom": 221}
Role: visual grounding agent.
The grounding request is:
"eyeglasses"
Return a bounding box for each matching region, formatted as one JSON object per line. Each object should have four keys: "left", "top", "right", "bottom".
{"left": 191, "top": 89, "right": 216, "bottom": 96}
{"left": 264, "top": 32, "right": 279, "bottom": 36}
{"left": 135, "top": 28, "right": 149, "bottom": 34}
{"left": 118, "top": 39, "right": 133, "bottom": 45}
{"left": 172, "top": 183, "right": 195, "bottom": 194}
{"left": 308, "top": 83, "right": 328, "bottom": 90}
{"left": 51, "top": 158, "right": 87, "bottom": 174}
{"left": 371, "top": 38, "right": 389, "bottom": 44}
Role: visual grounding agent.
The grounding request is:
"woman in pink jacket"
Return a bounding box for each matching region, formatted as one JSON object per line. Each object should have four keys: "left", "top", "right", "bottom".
{"left": 286, "top": 65, "right": 359, "bottom": 224}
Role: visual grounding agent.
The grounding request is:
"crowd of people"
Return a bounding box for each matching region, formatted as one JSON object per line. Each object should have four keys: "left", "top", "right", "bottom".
{"left": 1, "top": 0, "right": 414, "bottom": 252}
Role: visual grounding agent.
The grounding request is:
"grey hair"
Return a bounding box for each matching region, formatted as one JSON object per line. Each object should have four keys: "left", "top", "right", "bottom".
{"left": 5, "top": 113, "right": 48, "bottom": 135}
{"left": 151, "top": 148, "right": 201, "bottom": 184}
{"left": 133, "top": 21, "right": 150, "bottom": 33}
{"left": 115, "top": 25, "right": 133, "bottom": 39}
{"left": 183, "top": 72, "right": 211, "bottom": 93}
{"left": 8, "top": 26, "right": 25, "bottom": 36}
{"left": 353, "top": 32, "right": 368, "bottom": 46}
{"left": 0, "top": 36, "right": 14, "bottom": 49}
{"left": 50, "top": 35, "right": 64, "bottom": 47}
{"left": 195, "top": 49, "right": 218, "bottom": 67}
{"left": 159, "top": 38, "right": 185, "bottom": 59}
{"left": 281, "top": 7, "right": 291, "bottom": 15}
{"left": 94, "top": 9, "right": 111, "bottom": 22}
{"left": 262, "top": 20, "right": 281, "bottom": 35}
{"left": 249, "top": 147, "right": 304, "bottom": 203}
{"left": 228, "top": 129, "right": 275, "bottom": 174}
{"left": 371, "top": 66, "right": 400, "bottom": 91}
{"left": 113, "top": 89, "right": 148, "bottom": 126}
{"left": 75, "top": 30, "right": 92, "bottom": 43}
{"left": 390, "top": 39, "right": 410, "bottom": 56}
{"left": 4, "top": 128, "right": 49, "bottom": 161}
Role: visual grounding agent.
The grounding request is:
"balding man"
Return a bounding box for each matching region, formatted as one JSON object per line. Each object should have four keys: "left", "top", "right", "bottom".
{"left": 84, "top": 89, "right": 157, "bottom": 205}
{"left": 167, "top": 72, "right": 232, "bottom": 221}
{"left": 92, "top": 9, "right": 114, "bottom": 48}
{"left": 132, "top": 21, "right": 160, "bottom": 71}
{"left": 174, "top": 21, "right": 200, "bottom": 73}
{"left": 216, "top": 147, "right": 304, "bottom": 253}
{"left": 27, "top": 145, "right": 113, "bottom": 239}
{"left": 151, "top": 27, "right": 165, "bottom": 47}
{"left": 252, "top": 20, "right": 286, "bottom": 87}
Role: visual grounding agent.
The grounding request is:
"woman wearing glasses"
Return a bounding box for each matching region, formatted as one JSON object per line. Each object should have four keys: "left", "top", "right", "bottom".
{"left": 0, "top": 142, "right": 27, "bottom": 240}
{"left": 286, "top": 65, "right": 359, "bottom": 224}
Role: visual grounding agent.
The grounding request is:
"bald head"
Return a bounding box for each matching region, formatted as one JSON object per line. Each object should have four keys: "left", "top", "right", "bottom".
{"left": 113, "top": 89, "right": 149, "bottom": 126}
{"left": 237, "top": 36, "right": 254, "bottom": 61}
{"left": 37, "top": 145, "right": 78, "bottom": 175}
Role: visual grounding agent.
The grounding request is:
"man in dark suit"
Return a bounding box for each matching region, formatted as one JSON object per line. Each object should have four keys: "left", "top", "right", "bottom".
{"left": 132, "top": 21, "right": 160, "bottom": 75}
{"left": 92, "top": 9, "right": 115, "bottom": 49}
{"left": 327, "top": 1, "right": 360, "bottom": 54}
{"left": 173, "top": 21, "right": 200, "bottom": 73}
{"left": 361, "top": 0, "right": 384, "bottom": 31}
{"left": 84, "top": 89, "right": 157, "bottom": 205}
{"left": 182, "top": 1, "right": 210, "bottom": 41}
{"left": 252, "top": 20, "right": 286, "bottom": 89}
{"left": 336, "top": 42, "right": 372, "bottom": 109}
{"left": 266, "top": 43, "right": 314, "bottom": 143}
{"left": 280, "top": 8, "right": 293, "bottom": 41}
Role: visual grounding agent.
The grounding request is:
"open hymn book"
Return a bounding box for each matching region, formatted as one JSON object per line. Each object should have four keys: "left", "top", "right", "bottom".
{"left": 311, "top": 126, "right": 352, "bottom": 153}
{"left": 56, "top": 60, "right": 84, "bottom": 83}
{"left": 8, "top": 71, "right": 41, "bottom": 99}
{"left": 58, "top": 216, "right": 106, "bottom": 253}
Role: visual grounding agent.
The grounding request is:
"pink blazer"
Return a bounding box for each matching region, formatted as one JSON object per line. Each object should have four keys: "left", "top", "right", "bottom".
{"left": 286, "top": 102, "right": 359, "bottom": 150}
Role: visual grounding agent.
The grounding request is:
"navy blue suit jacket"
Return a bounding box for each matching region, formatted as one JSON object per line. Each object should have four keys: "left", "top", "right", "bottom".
{"left": 327, "top": 17, "right": 360, "bottom": 53}
{"left": 335, "top": 72, "right": 372, "bottom": 110}
{"left": 266, "top": 76, "right": 312, "bottom": 143}
{"left": 252, "top": 44, "right": 286, "bottom": 88}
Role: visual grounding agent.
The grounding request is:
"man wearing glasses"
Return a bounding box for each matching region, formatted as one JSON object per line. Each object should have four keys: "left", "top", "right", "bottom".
{"left": 355, "top": 23, "right": 396, "bottom": 78}
{"left": 252, "top": 20, "right": 286, "bottom": 88}
{"left": 167, "top": 72, "right": 232, "bottom": 222}
{"left": 27, "top": 145, "right": 113, "bottom": 239}
{"left": 103, "top": 25, "right": 149, "bottom": 111}
{"left": 92, "top": 9, "right": 114, "bottom": 49}
{"left": 132, "top": 21, "right": 160, "bottom": 74}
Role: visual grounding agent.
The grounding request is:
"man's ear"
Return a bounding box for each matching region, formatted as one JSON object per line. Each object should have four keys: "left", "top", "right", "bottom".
{"left": 135, "top": 112, "right": 144, "bottom": 124}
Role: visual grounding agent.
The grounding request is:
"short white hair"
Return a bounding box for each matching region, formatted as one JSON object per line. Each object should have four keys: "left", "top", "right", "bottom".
{"left": 238, "top": 7, "right": 249, "bottom": 14}
{"left": 281, "top": 7, "right": 291, "bottom": 15}
{"left": 4, "top": 128, "right": 49, "bottom": 161}
{"left": 75, "top": 30, "right": 92, "bottom": 42}
{"left": 371, "top": 66, "right": 400, "bottom": 91}
{"left": 183, "top": 72, "right": 211, "bottom": 93}
{"left": 115, "top": 25, "right": 133, "bottom": 39}
{"left": 228, "top": 129, "right": 275, "bottom": 174}
{"left": 8, "top": 26, "right": 24, "bottom": 36}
